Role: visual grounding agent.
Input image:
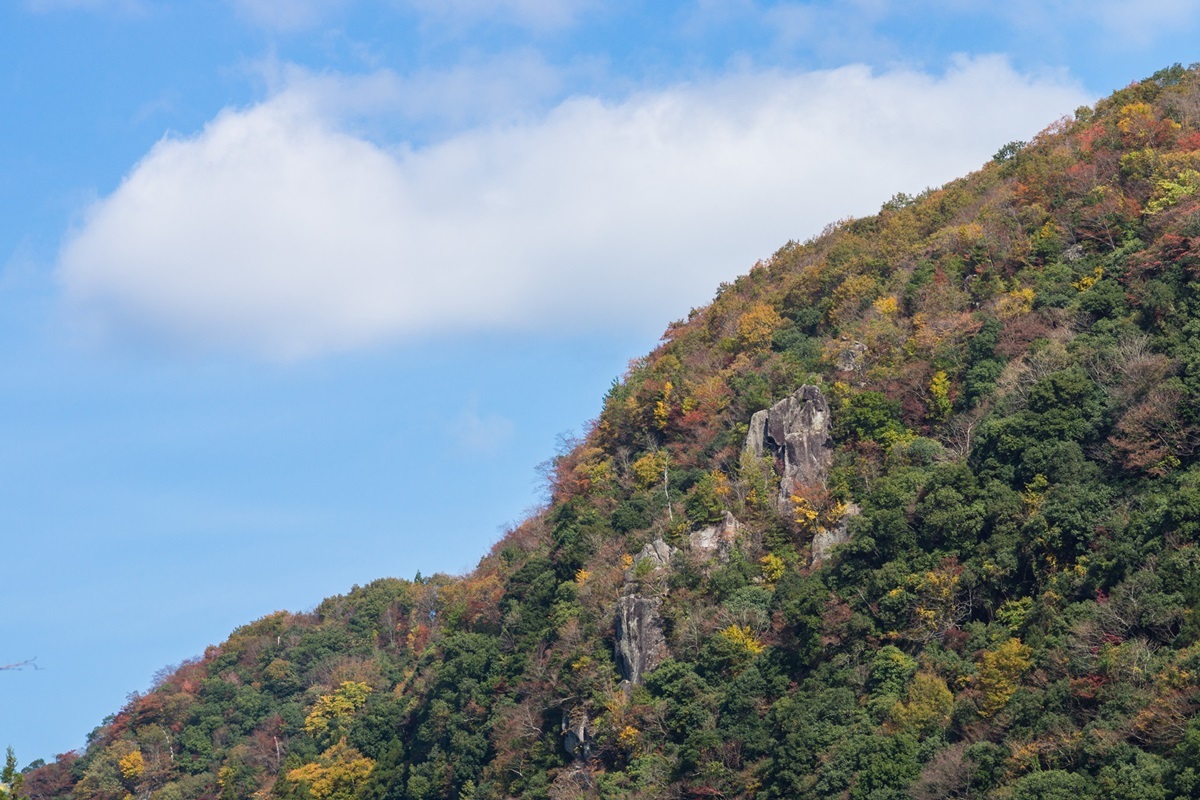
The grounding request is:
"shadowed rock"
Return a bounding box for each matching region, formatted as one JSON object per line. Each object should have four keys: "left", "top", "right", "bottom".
{"left": 745, "top": 385, "right": 834, "bottom": 508}
{"left": 562, "top": 708, "right": 592, "bottom": 760}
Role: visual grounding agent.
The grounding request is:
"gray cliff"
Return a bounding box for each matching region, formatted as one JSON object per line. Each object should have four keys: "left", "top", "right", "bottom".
{"left": 744, "top": 385, "right": 834, "bottom": 508}
{"left": 614, "top": 593, "right": 668, "bottom": 686}
{"left": 745, "top": 385, "right": 857, "bottom": 566}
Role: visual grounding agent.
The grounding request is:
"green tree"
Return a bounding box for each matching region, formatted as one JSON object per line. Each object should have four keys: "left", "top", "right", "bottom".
{"left": 2, "top": 747, "right": 22, "bottom": 800}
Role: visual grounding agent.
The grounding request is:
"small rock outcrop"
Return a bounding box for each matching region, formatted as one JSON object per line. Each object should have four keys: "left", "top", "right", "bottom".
{"left": 745, "top": 408, "right": 770, "bottom": 457}
{"left": 614, "top": 593, "right": 668, "bottom": 686}
{"left": 561, "top": 708, "right": 592, "bottom": 760}
{"left": 634, "top": 538, "right": 674, "bottom": 571}
{"left": 614, "top": 537, "right": 673, "bottom": 686}
{"left": 833, "top": 339, "right": 868, "bottom": 373}
{"left": 744, "top": 385, "right": 834, "bottom": 508}
{"left": 811, "top": 502, "right": 860, "bottom": 567}
{"left": 689, "top": 511, "right": 742, "bottom": 560}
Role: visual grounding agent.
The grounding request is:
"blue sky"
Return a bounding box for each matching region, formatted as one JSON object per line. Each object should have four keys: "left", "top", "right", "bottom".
{"left": 2, "top": 0, "right": 1198, "bottom": 766}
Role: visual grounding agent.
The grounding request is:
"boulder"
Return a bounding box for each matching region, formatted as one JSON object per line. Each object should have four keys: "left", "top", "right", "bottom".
{"left": 833, "top": 339, "right": 868, "bottom": 373}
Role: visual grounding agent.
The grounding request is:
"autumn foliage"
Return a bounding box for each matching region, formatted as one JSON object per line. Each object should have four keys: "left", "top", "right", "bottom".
{"left": 23, "top": 64, "right": 1200, "bottom": 800}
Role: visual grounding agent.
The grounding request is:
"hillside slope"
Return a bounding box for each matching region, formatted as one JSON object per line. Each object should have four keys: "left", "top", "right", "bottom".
{"left": 18, "top": 64, "right": 1200, "bottom": 800}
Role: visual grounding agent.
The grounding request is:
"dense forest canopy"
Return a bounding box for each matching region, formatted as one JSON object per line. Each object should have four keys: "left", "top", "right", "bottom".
{"left": 14, "top": 64, "right": 1200, "bottom": 800}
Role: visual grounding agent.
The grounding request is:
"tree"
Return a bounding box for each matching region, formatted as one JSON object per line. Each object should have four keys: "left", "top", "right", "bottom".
{"left": 2, "top": 747, "right": 23, "bottom": 800}
{"left": 977, "top": 638, "right": 1033, "bottom": 717}
{"left": 305, "top": 682, "right": 373, "bottom": 745}
{"left": 284, "top": 741, "right": 375, "bottom": 800}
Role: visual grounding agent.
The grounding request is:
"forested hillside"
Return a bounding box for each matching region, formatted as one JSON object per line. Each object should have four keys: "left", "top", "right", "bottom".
{"left": 17, "top": 64, "right": 1200, "bottom": 800}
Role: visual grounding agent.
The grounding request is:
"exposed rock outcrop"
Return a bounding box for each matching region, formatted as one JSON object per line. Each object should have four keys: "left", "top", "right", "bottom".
{"left": 811, "top": 502, "right": 860, "bottom": 567}
{"left": 561, "top": 708, "right": 592, "bottom": 760}
{"left": 745, "top": 409, "right": 770, "bottom": 458}
{"left": 634, "top": 538, "right": 674, "bottom": 571}
{"left": 746, "top": 385, "right": 861, "bottom": 566}
{"left": 833, "top": 339, "right": 868, "bottom": 373}
{"left": 689, "top": 511, "right": 742, "bottom": 561}
{"left": 614, "top": 593, "right": 668, "bottom": 686}
{"left": 744, "top": 385, "right": 834, "bottom": 508}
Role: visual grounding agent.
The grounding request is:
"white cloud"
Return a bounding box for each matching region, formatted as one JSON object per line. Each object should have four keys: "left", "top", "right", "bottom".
{"left": 58, "top": 57, "right": 1088, "bottom": 359}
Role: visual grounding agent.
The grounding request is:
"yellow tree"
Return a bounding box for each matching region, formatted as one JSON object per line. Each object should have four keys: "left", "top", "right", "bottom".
{"left": 285, "top": 741, "right": 375, "bottom": 800}
{"left": 889, "top": 673, "right": 953, "bottom": 737}
{"left": 737, "top": 303, "right": 783, "bottom": 352}
{"left": 304, "top": 681, "right": 373, "bottom": 744}
{"left": 977, "top": 638, "right": 1033, "bottom": 717}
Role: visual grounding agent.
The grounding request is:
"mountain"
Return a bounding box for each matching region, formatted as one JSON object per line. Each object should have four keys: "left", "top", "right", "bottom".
{"left": 17, "top": 64, "right": 1200, "bottom": 800}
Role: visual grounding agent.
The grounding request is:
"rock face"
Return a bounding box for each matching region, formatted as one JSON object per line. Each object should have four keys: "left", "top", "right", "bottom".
{"left": 833, "top": 340, "right": 868, "bottom": 373}
{"left": 745, "top": 409, "right": 770, "bottom": 458}
{"left": 614, "top": 593, "right": 668, "bottom": 686}
{"left": 811, "top": 502, "right": 860, "bottom": 567}
{"left": 689, "top": 511, "right": 742, "bottom": 560}
{"left": 634, "top": 538, "right": 674, "bottom": 571}
{"left": 746, "top": 385, "right": 860, "bottom": 566}
{"left": 744, "top": 385, "right": 834, "bottom": 508}
{"left": 561, "top": 708, "right": 592, "bottom": 760}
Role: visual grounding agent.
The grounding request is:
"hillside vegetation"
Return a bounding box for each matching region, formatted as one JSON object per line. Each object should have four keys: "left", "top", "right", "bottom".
{"left": 18, "top": 64, "right": 1200, "bottom": 800}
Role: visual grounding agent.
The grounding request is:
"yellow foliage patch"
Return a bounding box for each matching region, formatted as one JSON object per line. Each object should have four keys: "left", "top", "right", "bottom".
{"left": 618, "top": 725, "right": 640, "bottom": 748}
{"left": 790, "top": 495, "right": 819, "bottom": 530}
{"left": 998, "top": 287, "right": 1036, "bottom": 319}
{"left": 286, "top": 741, "right": 375, "bottom": 800}
{"left": 719, "top": 624, "right": 765, "bottom": 656}
{"left": 977, "top": 638, "right": 1033, "bottom": 717}
{"left": 1073, "top": 266, "right": 1105, "bottom": 292}
{"left": 632, "top": 451, "right": 667, "bottom": 489}
{"left": 736, "top": 303, "right": 783, "bottom": 352}
{"left": 889, "top": 672, "right": 953, "bottom": 737}
{"left": 760, "top": 553, "right": 786, "bottom": 584}
{"left": 305, "top": 681, "right": 373, "bottom": 740}
{"left": 117, "top": 750, "right": 144, "bottom": 782}
{"left": 929, "top": 370, "right": 951, "bottom": 421}
{"left": 653, "top": 381, "right": 673, "bottom": 430}
{"left": 873, "top": 295, "right": 899, "bottom": 316}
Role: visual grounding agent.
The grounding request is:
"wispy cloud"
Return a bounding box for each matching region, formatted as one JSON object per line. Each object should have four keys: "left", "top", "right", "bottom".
{"left": 453, "top": 399, "right": 516, "bottom": 456}
{"left": 261, "top": 52, "right": 567, "bottom": 138}
{"left": 229, "top": 0, "right": 350, "bottom": 31}
{"left": 757, "top": 0, "right": 1200, "bottom": 57}
{"left": 399, "top": 0, "right": 597, "bottom": 33}
{"left": 26, "top": 0, "right": 144, "bottom": 12}
{"left": 57, "top": 57, "right": 1087, "bottom": 359}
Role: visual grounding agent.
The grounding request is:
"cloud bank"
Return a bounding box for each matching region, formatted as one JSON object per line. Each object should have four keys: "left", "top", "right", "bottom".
{"left": 59, "top": 57, "right": 1088, "bottom": 359}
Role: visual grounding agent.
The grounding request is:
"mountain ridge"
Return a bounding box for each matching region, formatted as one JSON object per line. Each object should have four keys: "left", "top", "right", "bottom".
{"left": 16, "top": 63, "right": 1200, "bottom": 800}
